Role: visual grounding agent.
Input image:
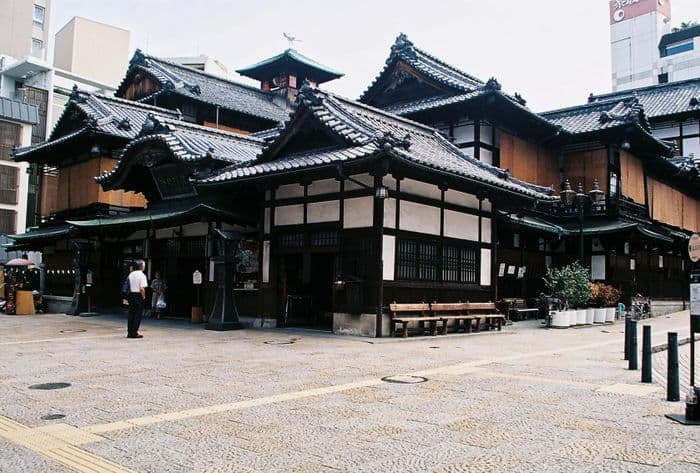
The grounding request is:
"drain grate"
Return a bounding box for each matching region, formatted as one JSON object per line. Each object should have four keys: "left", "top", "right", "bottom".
{"left": 381, "top": 375, "right": 428, "bottom": 384}
{"left": 59, "top": 329, "right": 86, "bottom": 334}
{"left": 29, "top": 383, "right": 71, "bottom": 390}
{"left": 41, "top": 414, "right": 65, "bottom": 420}
{"left": 264, "top": 338, "right": 299, "bottom": 345}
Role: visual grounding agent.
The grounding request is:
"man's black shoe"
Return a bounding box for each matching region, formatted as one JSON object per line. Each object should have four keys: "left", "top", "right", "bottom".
{"left": 127, "top": 334, "right": 143, "bottom": 339}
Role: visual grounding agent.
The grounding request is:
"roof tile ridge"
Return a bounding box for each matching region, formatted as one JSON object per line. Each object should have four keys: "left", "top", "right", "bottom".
{"left": 321, "top": 87, "right": 444, "bottom": 136}
{"left": 540, "top": 96, "right": 627, "bottom": 116}
{"left": 156, "top": 116, "right": 265, "bottom": 143}
{"left": 406, "top": 45, "right": 485, "bottom": 86}
{"left": 590, "top": 77, "right": 700, "bottom": 101}
{"left": 95, "top": 93, "right": 180, "bottom": 115}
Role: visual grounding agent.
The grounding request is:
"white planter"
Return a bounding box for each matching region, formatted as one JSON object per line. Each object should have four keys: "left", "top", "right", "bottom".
{"left": 585, "top": 308, "right": 595, "bottom": 325}
{"left": 605, "top": 307, "right": 615, "bottom": 323}
{"left": 551, "top": 311, "right": 569, "bottom": 328}
{"left": 567, "top": 310, "right": 577, "bottom": 326}
{"left": 576, "top": 310, "right": 586, "bottom": 325}
{"left": 593, "top": 308, "right": 606, "bottom": 324}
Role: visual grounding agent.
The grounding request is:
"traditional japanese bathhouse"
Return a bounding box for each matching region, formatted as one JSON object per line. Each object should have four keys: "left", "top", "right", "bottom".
{"left": 115, "top": 49, "right": 291, "bottom": 133}
{"left": 195, "top": 84, "right": 556, "bottom": 335}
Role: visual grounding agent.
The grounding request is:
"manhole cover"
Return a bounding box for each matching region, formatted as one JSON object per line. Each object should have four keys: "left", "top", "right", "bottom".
{"left": 59, "top": 329, "right": 86, "bottom": 334}
{"left": 41, "top": 414, "right": 65, "bottom": 420}
{"left": 264, "top": 338, "right": 299, "bottom": 345}
{"left": 28, "top": 383, "right": 71, "bottom": 390}
{"left": 381, "top": 375, "right": 428, "bottom": 384}
{"left": 429, "top": 346, "right": 440, "bottom": 349}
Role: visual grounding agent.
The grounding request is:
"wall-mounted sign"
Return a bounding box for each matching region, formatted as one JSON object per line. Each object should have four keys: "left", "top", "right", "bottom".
{"left": 517, "top": 266, "right": 526, "bottom": 279}
{"left": 609, "top": 0, "right": 670, "bottom": 24}
{"left": 498, "top": 263, "right": 506, "bottom": 277}
{"left": 689, "top": 234, "right": 700, "bottom": 262}
{"left": 151, "top": 163, "right": 197, "bottom": 200}
{"left": 192, "top": 270, "right": 202, "bottom": 285}
{"left": 507, "top": 265, "right": 516, "bottom": 276}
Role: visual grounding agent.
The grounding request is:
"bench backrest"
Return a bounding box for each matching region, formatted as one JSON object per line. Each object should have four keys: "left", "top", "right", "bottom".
{"left": 430, "top": 303, "right": 469, "bottom": 312}
{"left": 389, "top": 303, "right": 430, "bottom": 317}
{"left": 465, "top": 302, "right": 498, "bottom": 312}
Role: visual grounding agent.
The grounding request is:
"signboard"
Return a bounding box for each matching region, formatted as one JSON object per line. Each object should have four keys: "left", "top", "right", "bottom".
{"left": 609, "top": 0, "right": 670, "bottom": 24}
{"left": 690, "top": 283, "right": 700, "bottom": 316}
{"left": 150, "top": 163, "right": 198, "bottom": 200}
{"left": 689, "top": 234, "right": 700, "bottom": 263}
{"left": 498, "top": 263, "right": 506, "bottom": 277}
{"left": 192, "top": 270, "right": 202, "bottom": 285}
{"left": 517, "top": 266, "right": 526, "bottom": 279}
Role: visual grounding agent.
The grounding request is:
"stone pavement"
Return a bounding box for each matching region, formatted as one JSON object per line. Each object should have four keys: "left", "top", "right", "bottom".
{"left": 0, "top": 310, "right": 698, "bottom": 472}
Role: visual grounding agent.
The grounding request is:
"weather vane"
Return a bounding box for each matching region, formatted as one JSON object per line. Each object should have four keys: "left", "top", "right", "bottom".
{"left": 283, "top": 32, "right": 301, "bottom": 48}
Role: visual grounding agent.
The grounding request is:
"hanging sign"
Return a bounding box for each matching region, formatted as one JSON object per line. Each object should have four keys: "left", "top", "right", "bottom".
{"left": 688, "top": 234, "right": 700, "bottom": 263}
{"left": 192, "top": 270, "right": 203, "bottom": 285}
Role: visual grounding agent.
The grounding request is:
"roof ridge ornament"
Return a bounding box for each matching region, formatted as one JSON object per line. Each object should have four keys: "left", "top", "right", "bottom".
{"left": 139, "top": 113, "right": 170, "bottom": 136}
{"left": 375, "top": 131, "right": 411, "bottom": 151}
{"left": 390, "top": 33, "right": 415, "bottom": 60}
{"left": 298, "top": 81, "right": 322, "bottom": 106}
{"left": 484, "top": 77, "right": 502, "bottom": 91}
{"left": 691, "top": 97, "right": 699, "bottom": 106}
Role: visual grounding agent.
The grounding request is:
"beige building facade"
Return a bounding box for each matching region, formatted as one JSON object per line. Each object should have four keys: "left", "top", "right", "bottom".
{"left": 0, "top": 0, "right": 51, "bottom": 61}
{"left": 53, "top": 16, "right": 130, "bottom": 87}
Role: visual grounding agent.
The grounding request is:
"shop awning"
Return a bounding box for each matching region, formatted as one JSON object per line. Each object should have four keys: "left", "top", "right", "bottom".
{"left": 67, "top": 203, "right": 252, "bottom": 230}
{"left": 637, "top": 225, "right": 675, "bottom": 244}
{"left": 495, "top": 211, "right": 567, "bottom": 235}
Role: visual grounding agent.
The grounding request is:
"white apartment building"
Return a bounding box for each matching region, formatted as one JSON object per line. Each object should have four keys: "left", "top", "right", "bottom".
{"left": 610, "top": 0, "right": 700, "bottom": 91}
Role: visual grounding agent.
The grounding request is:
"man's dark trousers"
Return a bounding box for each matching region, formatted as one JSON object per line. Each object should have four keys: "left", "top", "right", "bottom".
{"left": 128, "top": 292, "right": 144, "bottom": 337}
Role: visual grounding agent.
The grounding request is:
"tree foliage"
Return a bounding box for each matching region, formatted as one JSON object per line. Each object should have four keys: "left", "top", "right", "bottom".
{"left": 542, "top": 262, "right": 591, "bottom": 309}
{"left": 672, "top": 21, "right": 699, "bottom": 33}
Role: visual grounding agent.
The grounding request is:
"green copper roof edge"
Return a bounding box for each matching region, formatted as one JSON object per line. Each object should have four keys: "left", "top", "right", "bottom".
{"left": 236, "top": 48, "right": 344, "bottom": 77}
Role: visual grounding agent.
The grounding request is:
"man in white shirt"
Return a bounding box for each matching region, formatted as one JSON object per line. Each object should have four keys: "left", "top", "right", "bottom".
{"left": 127, "top": 260, "right": 148, "bottom": 338}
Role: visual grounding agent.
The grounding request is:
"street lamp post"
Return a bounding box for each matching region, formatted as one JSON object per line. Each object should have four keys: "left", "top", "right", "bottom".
{"left": 559, "top": 178, "right": 605, "bottom": 266}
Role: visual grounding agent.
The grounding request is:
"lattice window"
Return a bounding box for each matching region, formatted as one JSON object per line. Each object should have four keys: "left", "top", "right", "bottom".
{"left": 397, "top": 239, "right": 417, "bottom": 280}
{"left": 0, "top": 165, "right": 18, "bottom": 204}
{"left": 0, "top": 209, "right": 16, "bottom": 234}
{"left": 399, "top": 237, "right": 479, "bottom": 283}
{"left": 0, "top": 121, "right": 21, "bottom": 161}
{"left": 278, "top": 232, "right": 304, "bottom": 249}
{"left": 310, "top": 231, "right": 338, "bottom": 247}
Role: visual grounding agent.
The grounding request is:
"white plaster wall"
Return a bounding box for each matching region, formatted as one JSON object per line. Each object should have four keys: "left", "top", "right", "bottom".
{"left": 480, "top": 149, "right": 493, "bottom": 166}
{"left": 481, "top": 217, "right": 492, "bottom": 243}
{"left": 276, "top": 184, "right": 304, "bottom": 199}
{"left": 262, "top": 240, "right": 270, "bottom": 283}
{"left": 155, "top": 227, "right": 178, "bottom": 239}
{"left": 127, "top": 230, "right": 147, "bottom": 241}
{"left": 443, "top": 209, "right": 479, "bottom": 241}
{"left": 444, "top": 189, "right": 480, "bottom": 210}
{"left": 181, "top": 222, "right": 209, "bottom": 237}
{"left": 652, "top": 123, "right": 681, "bottom": 139}
{"left": 383, "top": 197, "right": 396, "bottom": 229}
{"left": 274, "top": 204, "right": 304, "bottom": 226}
{"left": 453, "top": 123, "right": 474, "bottom": 144}
{"left": 382, "top": 234, "right": 395, "bottom": 281}
{"left": 343, "top": 196, "right": 373, "bottom": 228}
{"left": 344, "top": 174, "right": 374, "bottom": 191}
{"left": 308, "top": 179, "right": 339, "bottom": 196}
{"left": 399, "top": 200, "right": 440, "bottom": 235}
{"left": 480, "top": 124, "right": 493, "bottom": 145}
{"left": 307, "top": 201, "right": 339, "bottom": 223}
{"left": 480, "top": 249, "right": 491, "bottom": 286}
{"left": 400, "top": 179, "right": 441, "bottom": 200}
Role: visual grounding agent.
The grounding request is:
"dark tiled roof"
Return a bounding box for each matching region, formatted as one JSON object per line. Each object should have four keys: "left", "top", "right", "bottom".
{"left": 115, "top": 50, "right": 290, "bottom": 123}
{"left": 14, "top": 89, "right": 179, "bottom": 160}
{"left": 588, "top": 78, "right": 700, "bottom": 120}
{"left": 236, "top": 48, "right": 343, "bottom": 84}
{"left": 199, "top": 85, "right": 556, "bottom": 201}
{"left": 541, "top": 96, "right": 651, "bottom": 135}
{"left": 0, "top": 96, "right": 38, "bottom": 124}
{"left": 361, "top": 34, "right": 484, "bottom": 102}
{"left": 97, "top": 115, "right": 265, "bottom": 188}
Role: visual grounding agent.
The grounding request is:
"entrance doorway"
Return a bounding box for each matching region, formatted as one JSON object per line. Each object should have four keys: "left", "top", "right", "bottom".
{"left": 282, "top": 252, "right": 335, "bottom": 329}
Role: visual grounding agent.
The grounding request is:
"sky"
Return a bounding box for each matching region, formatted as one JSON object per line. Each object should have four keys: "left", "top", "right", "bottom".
{"left": 51, "top": 0, "right": 700, "bottom": 112}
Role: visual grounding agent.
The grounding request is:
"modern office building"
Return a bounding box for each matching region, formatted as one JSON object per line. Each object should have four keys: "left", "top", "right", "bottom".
{"left": 54, "top": 17, "right": 131, "bottom": 88}
{"left": 610, "top": 0, "right": 700, "bottom": 91}
{"left": 0, "top": 0, "right": 51, "bottom": 61}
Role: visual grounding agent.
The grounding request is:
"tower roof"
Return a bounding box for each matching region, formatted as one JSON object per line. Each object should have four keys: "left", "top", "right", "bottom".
{"left": 236, "top": 49, "right": 344, "bottom": 84}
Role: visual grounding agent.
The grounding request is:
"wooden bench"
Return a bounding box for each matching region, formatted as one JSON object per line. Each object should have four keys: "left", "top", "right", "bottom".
{"left": 389, "top": 303, "right": 445, "bottom": 338}
{"left": 430, "top": 303, "right": 480, "bottom": 334}
{"left": 466, "top": 302, "right": 506, "bottom": 331}
{"left": 501, "top": 298, "right": 539, "bottom": 321}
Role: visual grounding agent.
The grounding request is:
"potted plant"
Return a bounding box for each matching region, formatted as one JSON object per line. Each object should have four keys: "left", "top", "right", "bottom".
{"left": 543, "top": 262, "right": 591, "bottom": 328}
{"left": 589, "top": 282, "right": 621, "bottom": 323}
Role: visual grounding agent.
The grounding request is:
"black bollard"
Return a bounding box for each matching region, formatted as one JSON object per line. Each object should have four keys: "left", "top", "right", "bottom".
{"left": 641, "top": 325, "right": 652, "bottom": 383}
{"left": 624, "top": 316, "right": 630, "bottom": 360}
{"left": 628, "top": 320, "right": 638, "bottom": 370}
{"left": 667, "top": 332, "right": 680, "bottom": 402}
